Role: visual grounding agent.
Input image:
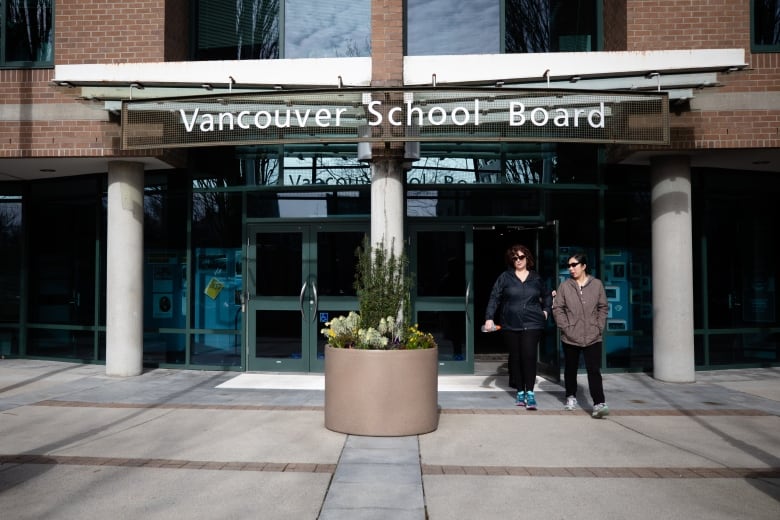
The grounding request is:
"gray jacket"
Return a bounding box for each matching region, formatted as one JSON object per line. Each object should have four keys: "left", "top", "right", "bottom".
{"left": 552, "top": 276, "right": 609, "bottom": 347}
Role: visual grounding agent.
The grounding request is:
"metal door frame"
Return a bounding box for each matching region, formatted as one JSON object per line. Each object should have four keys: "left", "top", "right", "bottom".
{"left": 245, "top": 222, "right": 366, "bottom": 372}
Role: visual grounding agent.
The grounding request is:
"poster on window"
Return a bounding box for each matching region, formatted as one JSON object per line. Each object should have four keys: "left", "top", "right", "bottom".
{"left": 204, "top": 277, "right": 225, "bottom": 300}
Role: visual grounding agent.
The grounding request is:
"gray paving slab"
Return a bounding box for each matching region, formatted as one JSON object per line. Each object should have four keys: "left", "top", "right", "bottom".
{"left": 420, "top": 414, "right": 780, "bottom": 469}
{"left": 423, "top": 475, "right": 780, "bottom": 520}
{"left": 320, "top": 435, "right": 424, "bottom": 520}
{"left": 0, "top": 406, "right": 343, "bottom": 464}
{"left": 0, "top": 464, "right": 330, "bottom": 520}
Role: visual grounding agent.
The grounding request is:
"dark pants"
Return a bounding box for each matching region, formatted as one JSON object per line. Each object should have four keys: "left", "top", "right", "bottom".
{"left": 563, "top": 341, "right": 605, "bottom": 405}
{"left": 504, "top": 329, "right": 542, "bottom": 393}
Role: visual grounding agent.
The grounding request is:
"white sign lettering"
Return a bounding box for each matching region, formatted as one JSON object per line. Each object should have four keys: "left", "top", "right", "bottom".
{"left": 179, "top": 99, "right": 607, "bottom": 134}
{"left": 509, "top": 102, "right": 604, "bottom": 128}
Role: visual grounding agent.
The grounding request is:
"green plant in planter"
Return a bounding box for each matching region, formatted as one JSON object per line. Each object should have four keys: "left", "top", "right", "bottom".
{"left": 320, "top": 237, "right": 437, "bottom": 350}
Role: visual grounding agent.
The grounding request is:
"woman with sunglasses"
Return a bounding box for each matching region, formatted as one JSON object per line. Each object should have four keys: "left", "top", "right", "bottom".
{"left": 552, "top": 253, "right": 610, "bottom": 418}
{"left": 483, "top": 244, "right": 552, "bottom": 410}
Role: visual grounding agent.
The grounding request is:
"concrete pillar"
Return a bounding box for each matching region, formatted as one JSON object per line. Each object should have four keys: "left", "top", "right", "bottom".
{"left": 106, "top": 161, "right": 144, "bottom": 377}
{"left": 650, "top": 155, "right": 695, "bottom": 382}
{"left": 370, "top": 158, "right": 404, "bottom": 256}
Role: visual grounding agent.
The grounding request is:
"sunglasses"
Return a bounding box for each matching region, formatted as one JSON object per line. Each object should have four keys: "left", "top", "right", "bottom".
{"left": 512, "top": 254, "right": 526, "bottom": 262}
{"left": 567, "top": 262, "right": 581, "bottom": 268}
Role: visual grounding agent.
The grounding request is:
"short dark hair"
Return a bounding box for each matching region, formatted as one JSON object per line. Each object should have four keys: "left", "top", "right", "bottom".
{"left": 569, "top": 252, "right": 588, "bottom": 272}
{"left": 505, "top": 244, "right": 535, "bottom": 269}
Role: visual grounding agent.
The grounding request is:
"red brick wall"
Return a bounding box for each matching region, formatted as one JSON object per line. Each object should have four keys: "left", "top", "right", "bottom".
{"left": 626, "top": 0, "right": 780, "bottom": 151}
{"left": 627, "top": 0, "right": 746, "bottom": 52}
{"left": 0, "top": 120, "right": 120, "bottom": 158}
{"left": 56, "top": 0, "right": 168, "bottom": 64}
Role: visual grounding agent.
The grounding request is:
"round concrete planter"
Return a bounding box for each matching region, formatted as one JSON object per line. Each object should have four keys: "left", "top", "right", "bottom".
{"left": 324, "top": 345, "right": 439, "bottom": 436}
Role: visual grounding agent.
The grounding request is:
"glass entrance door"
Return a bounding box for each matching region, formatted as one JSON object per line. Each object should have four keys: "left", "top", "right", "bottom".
{"left": 412, "top": 222, "right": 560, "bottom": 376}
{"left": 410, "top": 225, "right": 473, "bottom": 374}
{"left": 246, "top": 223, "right": 366, "bottom": 372}
{"left": 472, "top": 223, "right": 560, "bottom": 381}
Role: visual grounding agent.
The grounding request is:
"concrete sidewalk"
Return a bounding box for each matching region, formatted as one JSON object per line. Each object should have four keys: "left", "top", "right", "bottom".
{"left": 0, "top": 359, "right": 778, "bottom": 519}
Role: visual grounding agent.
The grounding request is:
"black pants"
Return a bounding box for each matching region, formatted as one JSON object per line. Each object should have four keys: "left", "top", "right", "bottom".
{"left": 504, "top": 329, "right": 542, "bottom": 393}
{"left": 563, "top": 341, "right": 605, "bottom": 405}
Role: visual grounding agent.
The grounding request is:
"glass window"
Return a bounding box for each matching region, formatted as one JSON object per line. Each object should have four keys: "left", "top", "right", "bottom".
{"left": 406, "top": 0, "right": 598, "bottom": 56}
{"left": 506, "top": 0, "right": 597, "bottom": 53}
{"left": 0, "top": 196, "right": 21, "bottom": 323}
{"left": 194, "top": 0, "right": 370, "bottom": 60}
{"left": 143, "top": 175, "right": 189, "bottom": 363}
{"left": 2, "top": 0, "right": 54, "bottom": 67}
{"left": 282, "top": 154, "right": 370, "bottom": 187}
{"left": 194, "top": 147, "right": 368, "bottom": 188}
{"left": 406, "top": 144, "right": 597, "bottom": 186}
{"left": 603, "top": 174, "right": 652, "bottom": 370}
{"left": 285, "top": 0, "right": 370, "bottom": 58}
{"left": 195, "top": 0, "right": 280, "bottom": 60}
{"left": 28, "top": 178, "right": 98, "bottom": 327}
{"left": 407, "top": 0, "right": 500, "bottom": 56}
{"left": 190, "top": 191, "right": 242, "bottom": 367}
{"left": 752, "top": 0, "right": 780, "bottom": 52}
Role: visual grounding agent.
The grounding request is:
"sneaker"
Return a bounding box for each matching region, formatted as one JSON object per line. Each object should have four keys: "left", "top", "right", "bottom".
{"left": 564, "top": 396, "right": 577, "bottom": 411}
{"left": 516, "top": 391, "right": 526, "bottom": 407}
{"left": 525, "top": 391, "right": 537, "bottom": 410}
{"left": 592, "top": 403, "right": 610, "bottom": 418}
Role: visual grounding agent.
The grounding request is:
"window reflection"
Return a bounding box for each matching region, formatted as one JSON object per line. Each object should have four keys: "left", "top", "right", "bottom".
{"left": 195, "top": 0, "right": 370, "bottom": 60}
{"left": 3, "top": 0, "right": 53, "bottom": 64}
{"left": 407, "top": 0, "right": 500, "bottom": 55}
{"left": 282, "top": 155, "right": 370, "bottom": 186}
{"left": 506, "top": 0, "right": 597, "bottom": 53}
{"left": 196, "top": 0, "right": 280, "bottom": 60}
{"left": 406, "top": 151, "right": 558, "bottom": 185}
{"left": 285, "top": 0, "right": 370, "bottom": 58}
{"left": 406, "top": 0, "right": 597, "bottom": 56}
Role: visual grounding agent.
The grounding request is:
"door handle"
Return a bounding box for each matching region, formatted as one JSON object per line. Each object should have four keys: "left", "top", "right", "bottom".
{"left": 311, "top": 282, "right": 319, "bottom": 322}
{"left": 464, "top": 281, "right": 471, "bottom": 321}
{"left": 299, "top": 282, "right": 307, "bottom": 318}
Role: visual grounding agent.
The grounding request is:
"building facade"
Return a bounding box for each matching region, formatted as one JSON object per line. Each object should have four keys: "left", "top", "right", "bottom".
{"left": 1, "top": 0, "right": 778, "bottom": 381}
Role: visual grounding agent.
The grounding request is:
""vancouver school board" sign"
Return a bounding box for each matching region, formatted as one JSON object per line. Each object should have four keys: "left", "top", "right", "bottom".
{"left": 121, "top": 88, "right": 669, "bottom": 150}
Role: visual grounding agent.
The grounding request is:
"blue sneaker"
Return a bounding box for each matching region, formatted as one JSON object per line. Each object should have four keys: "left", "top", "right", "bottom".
{"left": 525, "top": 391, "right": 537, "bottom": 410}
{"left": 516, "top": 391, "right": 525, "bottom": 407}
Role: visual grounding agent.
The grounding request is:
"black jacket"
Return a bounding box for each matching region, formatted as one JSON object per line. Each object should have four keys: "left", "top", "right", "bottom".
{"left": 484, "top": 270, "right": 552, "bottom": 331}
